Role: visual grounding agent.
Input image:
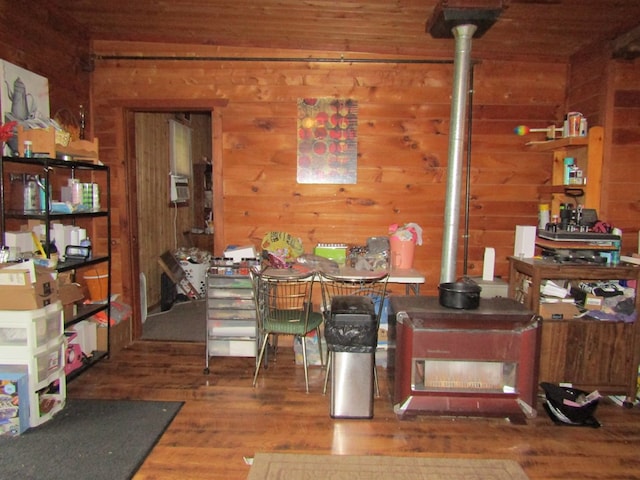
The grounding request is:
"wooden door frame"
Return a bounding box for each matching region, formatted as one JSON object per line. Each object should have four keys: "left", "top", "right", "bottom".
{"left": 120, "top": 99, "right": 227, "bottom": 340}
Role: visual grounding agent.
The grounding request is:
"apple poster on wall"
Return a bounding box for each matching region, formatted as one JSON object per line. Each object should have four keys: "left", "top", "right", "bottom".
{"left": 296, "top": 97, "right": 358, "bottom": 184}
{"left": 0, "top": 59, "right": 50, "bottom": 156}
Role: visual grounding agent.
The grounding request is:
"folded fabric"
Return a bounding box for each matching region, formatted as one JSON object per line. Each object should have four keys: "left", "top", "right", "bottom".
{"left": 585, "top": 309, "right": 637, "bottom": 323}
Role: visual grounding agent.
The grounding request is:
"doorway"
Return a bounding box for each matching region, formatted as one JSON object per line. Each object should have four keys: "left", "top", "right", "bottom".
{"left": 122, "top": 104, "right": 224, "bottom": 342}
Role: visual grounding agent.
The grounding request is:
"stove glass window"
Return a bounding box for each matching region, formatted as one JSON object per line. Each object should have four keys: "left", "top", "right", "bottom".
{"left": 412, "top": 359, "right": 517, "bottom": 394}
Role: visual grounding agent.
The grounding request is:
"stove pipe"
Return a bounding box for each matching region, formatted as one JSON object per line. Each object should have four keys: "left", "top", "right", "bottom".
{"left": 440, "top": 24, "right": 476, "bottom": 283}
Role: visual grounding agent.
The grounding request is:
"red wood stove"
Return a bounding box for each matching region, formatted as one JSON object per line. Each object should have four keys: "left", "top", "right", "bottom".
{"left": 391, "top": 296, "right": 541, "bottom": 423}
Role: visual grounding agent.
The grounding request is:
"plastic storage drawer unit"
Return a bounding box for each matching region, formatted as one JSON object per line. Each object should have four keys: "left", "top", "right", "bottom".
{"left": 0, "top": 303, "right": 63, "bottom": 354}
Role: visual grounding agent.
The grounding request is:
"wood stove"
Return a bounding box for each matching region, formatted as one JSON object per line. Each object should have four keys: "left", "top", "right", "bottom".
{"left": 391, "top": 296, "right": 540, "bottom": 423}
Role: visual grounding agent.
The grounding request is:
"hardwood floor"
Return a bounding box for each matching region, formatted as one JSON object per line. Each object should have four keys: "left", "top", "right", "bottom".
{"left": 67, "top": 341, "right": 640, "bottom": 480}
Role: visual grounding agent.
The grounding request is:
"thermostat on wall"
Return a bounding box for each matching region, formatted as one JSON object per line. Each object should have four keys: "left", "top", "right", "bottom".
{"left": 169, "top": 174, "right": 190, "bottom": 203}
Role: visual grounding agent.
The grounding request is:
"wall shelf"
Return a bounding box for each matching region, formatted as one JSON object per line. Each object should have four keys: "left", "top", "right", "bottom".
{"left": 1, "top": 151, "right": 112, "bottom": 377}
{"left": 529, "top": 127, "right": 604, "bottom": 216}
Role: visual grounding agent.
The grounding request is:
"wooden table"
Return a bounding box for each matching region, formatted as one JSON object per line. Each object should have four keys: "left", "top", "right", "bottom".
{"left": 507, "top": 256, "right": 640, "bottom": 404}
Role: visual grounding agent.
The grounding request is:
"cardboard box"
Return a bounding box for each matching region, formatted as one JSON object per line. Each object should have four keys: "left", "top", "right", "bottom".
{"left": 376, "top": 345, "right": 394, "bottom": 369}
{"left": 470, "top": 276, "right": 509, "bottom": 299}
{"left": 0, "top": 264, "right": 58, "bottom": 310}
{"left": 539, "top": 300, "right": 581, "bottom": 320}
{"left": 584, "top": 293, "right": 605, "bottom": 310}
{"left": 3, "top": 231, "right": 33, "bottom": 253}
{"left": 514, "top": 225, "right": 536, "bottom": 258}
{"left": 223, "top": 245, "right": 257, "bottom": 262}
{"left": 96, "top": 318, "right": 131, "bottom": 354}
{"left": 58, "top": 282, "right": 84, "bottom": 322}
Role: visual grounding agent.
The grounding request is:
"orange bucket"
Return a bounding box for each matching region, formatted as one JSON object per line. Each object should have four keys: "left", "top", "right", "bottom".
{"left": 390, "top": 237, "right": 415, "bottom": 269}
{"left": 84, "top": 267, "right": 109, "bottom": 302}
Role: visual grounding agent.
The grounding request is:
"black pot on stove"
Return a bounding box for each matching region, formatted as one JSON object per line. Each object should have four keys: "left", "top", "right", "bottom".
{"left": 438, "top": 278, "right": 482, "bottom": 309}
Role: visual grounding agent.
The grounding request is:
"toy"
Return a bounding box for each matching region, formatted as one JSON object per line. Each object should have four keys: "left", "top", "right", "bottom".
{"left": 513, "top": 124, "right": 563, "bottom": 140}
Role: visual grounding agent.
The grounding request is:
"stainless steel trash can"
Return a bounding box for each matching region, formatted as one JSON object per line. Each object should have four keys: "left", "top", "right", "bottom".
{"left": 327, "top": 296, "right": 376, "bottom": 419}
{"left": 331, "top": 351, "right": 374, "bottom": 418}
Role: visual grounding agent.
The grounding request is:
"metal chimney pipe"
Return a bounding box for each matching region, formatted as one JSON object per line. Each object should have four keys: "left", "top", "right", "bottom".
{"left": 440, "top": 23, "right": 477, "bottom": 283}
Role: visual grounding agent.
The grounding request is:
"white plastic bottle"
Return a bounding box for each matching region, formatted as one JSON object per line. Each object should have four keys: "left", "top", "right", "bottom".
{"left": 538, "top": 204, "right": 550, "bottom": 230}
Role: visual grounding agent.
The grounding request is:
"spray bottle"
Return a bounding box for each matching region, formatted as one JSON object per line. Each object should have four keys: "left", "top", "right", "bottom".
{"left": 35, "top": 176, "right": 48, "bottom": 212}
{"left": 23, "top": 175, "right": 39, "bottom": 212}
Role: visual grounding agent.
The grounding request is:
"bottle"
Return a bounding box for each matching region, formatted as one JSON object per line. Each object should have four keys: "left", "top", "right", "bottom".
{"left": 70, "top": 178, "right": 82, "bottom": 205}
{"left": 559, "top": 204, "right": 571, "bottom": 230}
{"left": 80, "top": 236, "right": 92, "bottom": 259}
{"left": 568, "top": 165, "right": 579, "bottom": 185}
{"left": 92, "top": 183, "right": 100, "bottom": 210}
{"left": 36, "top": 176, "right": 48, "bottom": 212}
{"left": 563, "top": 157, "right": 574, "bottom": 185}
{"left": 23, "top": 175, "right": 38, "bottom": 212}
{"left": 538, "top": 204, "right": 550, "bottom": 230}
{"left": 239, "top": 258, "right": 249, "bottom": 275}
{"left": 611, "top": 228, "right": 622, "bottom": 265}
{"left": 23, "top": 140, "right": 32, "bottom": 158}
{"left": 82, "top": 183, "right": 93, "bottom": 209}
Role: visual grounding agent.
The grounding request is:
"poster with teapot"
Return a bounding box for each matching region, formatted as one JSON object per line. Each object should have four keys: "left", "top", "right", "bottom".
{"left": 0, "top": 59, "right": 50, "bottom": 156}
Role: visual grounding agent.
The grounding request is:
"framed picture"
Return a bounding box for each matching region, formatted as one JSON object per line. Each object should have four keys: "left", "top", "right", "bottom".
{"left": 297, "top": 97, "right": 358, "bottom": 184}
{"left": 0, "top": 59, "right": 50, "bottom": 155}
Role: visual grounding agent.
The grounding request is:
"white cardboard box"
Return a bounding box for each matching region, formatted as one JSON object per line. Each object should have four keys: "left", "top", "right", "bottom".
{"left": 4, "top": 231, "right": 33, "bottom": 253}
{"left": 223, "top": 245, "right": 257, "bottom": 262}
{"left": 514, "top": 225, "right": 536, "bottom": 258}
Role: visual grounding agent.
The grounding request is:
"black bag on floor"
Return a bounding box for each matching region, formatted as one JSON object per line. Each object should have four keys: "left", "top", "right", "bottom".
{"left": 540, "top": 382, "right": 601, "bottom": 428}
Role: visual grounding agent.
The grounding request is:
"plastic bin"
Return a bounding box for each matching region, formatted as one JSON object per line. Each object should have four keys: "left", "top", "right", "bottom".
{"left": 389, "top": 236, "right": 415, "bottom": 269}
{"left": 177, "top": 261, "right": 208, "bottom": 297}
{"left": 326, "top": 295, "right": 377, "bottom": 419}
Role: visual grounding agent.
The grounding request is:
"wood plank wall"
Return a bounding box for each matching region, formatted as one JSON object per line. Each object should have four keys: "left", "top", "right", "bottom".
{"left": 0, "top": 2, "right": 91, "bottom": 134}
{"left": 89, "top": 41, "right": 568, "bottom": 321}
{"left": 608, "top": 60, "right": 640, "bottom": 252}
{"left": 568, "top": 45, "right": 640, "bottom": 255}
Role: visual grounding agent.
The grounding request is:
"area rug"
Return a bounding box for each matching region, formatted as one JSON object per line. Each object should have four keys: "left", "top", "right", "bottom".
{"left": 0, "top": 398, "right": 183, "bottom": 480}
{"left": 142, "top": 298, "right": 206, "bottom": 342}
{"left": 247, "top": 453, "right": 530, "bottom": 480}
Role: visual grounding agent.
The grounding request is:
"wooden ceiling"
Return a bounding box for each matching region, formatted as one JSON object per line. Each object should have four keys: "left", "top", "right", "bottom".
{"left": 59, "top": 0, "right": 640, "bottom": 62}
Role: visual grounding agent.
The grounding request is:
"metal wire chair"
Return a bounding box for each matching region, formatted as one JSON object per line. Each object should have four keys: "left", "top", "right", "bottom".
{"left": 318, "top": 270, "right": 389, "bottom": 396}
{"left": 251, "top": 268, "right": 324, "bottom": 393}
